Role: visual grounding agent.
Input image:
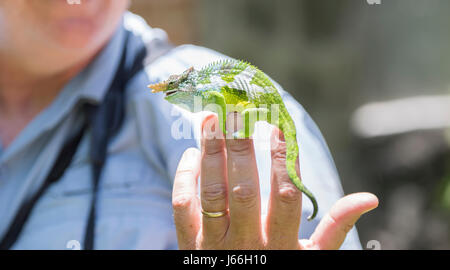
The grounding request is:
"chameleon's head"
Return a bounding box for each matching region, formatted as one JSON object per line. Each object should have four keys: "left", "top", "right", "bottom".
{"left": 148, "top": 66, "right": 196, "bottom": 104}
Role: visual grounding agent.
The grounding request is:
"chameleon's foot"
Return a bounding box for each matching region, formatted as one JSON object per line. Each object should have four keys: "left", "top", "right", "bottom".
{"left": 232, "top": 130, "right": 248, "bottom": 139}
{"left": 231, "top": 107, "right": 269, "bottom": 139}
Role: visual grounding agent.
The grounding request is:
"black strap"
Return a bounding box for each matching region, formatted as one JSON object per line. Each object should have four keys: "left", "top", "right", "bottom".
{"left": 82, "top": 34, "right": 147, "bottom": 249}
{"left": 0, "top": 122, "right": 87, "bottom": 249}
{"left": 0, "top": 30, "right": 147, "bottom": 250}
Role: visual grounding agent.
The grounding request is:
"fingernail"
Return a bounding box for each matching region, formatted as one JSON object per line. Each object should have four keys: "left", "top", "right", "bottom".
{"left": 202, "top": 114, "right": 216, "bottom": 139}
{"left": 360, "top": 193, "right": 379, "bottom": 215}
{"left": 177, "top": 148, "right": 200, "bottom": 171}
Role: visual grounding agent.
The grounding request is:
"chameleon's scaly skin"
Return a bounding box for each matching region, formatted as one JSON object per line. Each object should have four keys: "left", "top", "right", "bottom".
{"left": 149, "top": 59, "right": 318, "bottom": 220}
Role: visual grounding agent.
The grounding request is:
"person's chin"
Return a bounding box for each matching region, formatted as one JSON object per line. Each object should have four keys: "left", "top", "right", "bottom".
{"left": 49, "top": 16, "right": 116, "bottom": 52}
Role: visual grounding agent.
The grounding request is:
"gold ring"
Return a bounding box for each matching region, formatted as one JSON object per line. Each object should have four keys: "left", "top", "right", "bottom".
{"left": 201, "top": 209, "right": 228, "bottom": 218}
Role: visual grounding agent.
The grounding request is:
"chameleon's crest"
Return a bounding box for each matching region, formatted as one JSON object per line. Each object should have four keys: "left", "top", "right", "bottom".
{"left": 148, "top": 66, "right": 195, "bottom": 95}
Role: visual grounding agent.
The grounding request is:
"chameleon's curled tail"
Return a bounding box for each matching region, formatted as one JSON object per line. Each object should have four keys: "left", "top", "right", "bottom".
{"left": 284, "top": 131, "right": 318, "bottom": 221}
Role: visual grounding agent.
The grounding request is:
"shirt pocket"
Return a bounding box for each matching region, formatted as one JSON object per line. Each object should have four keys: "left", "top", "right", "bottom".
{"left": 49, "top": 151, "right": 169, "bottom": 198}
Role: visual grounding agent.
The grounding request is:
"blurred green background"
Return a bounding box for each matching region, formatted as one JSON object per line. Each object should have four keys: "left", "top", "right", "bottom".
{"left": 130, "top": 0, "right": 450, "bottom": 249}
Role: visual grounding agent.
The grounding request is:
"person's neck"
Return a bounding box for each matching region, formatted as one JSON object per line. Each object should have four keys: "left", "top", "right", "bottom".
{"left": 0, "top": 56, "right": 90, "bottom": 116}
{"left": 0, "top": 56, "right": 90, "bottom": 148}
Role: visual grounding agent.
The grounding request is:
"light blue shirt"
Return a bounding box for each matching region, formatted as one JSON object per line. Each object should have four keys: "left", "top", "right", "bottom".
{"left": 0, "top": 12, "right": 361, "bottom": 250}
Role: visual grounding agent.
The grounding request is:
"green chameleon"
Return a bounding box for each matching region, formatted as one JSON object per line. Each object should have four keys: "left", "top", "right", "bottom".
{"left": 148, "top": 59, "right": 318, "bottom": 220}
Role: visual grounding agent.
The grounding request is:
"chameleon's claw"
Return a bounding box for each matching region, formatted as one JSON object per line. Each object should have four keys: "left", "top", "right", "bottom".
{"left": 232, "top": 131, "right": 246, "bottom": 139}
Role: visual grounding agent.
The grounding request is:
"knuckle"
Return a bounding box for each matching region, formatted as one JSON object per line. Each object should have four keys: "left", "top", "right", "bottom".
{"left": 231, "top": 184, "right": 258, "bottom": 205}
{"left": 203, "top": 139, "right": 225, "bottom": 156}
{"left": 201, "top": 183, "right": 227, "bottom": 203}
{"left": 175, "top": 169, "right": 195, "bottom": 179}
{"left": 172, "top": 194, "right": 194, "bottom": 211}
{"left": 271, "top": 148, "right": 286, "bottom": 162}
{"left": 275, "top": 185, "right": 301, "bottom": 204}
{"left": 328, "top": 214, "right": 355, "bottom": 235}
{"left": 202, "top": 152, "right": 224, "bottom": 169}
{"left": 227, "top": 140, "right": 253, "bottom": 156}
{"left": 341, "top": 223, "right": 355, "bottom": 234}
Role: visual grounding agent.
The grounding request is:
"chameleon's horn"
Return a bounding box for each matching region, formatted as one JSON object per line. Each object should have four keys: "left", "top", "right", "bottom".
{"left": 148, "top": 81, "right": 169, "bottom": 93}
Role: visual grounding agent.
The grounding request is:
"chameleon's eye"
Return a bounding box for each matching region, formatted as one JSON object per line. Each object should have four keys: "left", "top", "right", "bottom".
{"left": 168, "top": 81, "right": 176, "bottom": 89}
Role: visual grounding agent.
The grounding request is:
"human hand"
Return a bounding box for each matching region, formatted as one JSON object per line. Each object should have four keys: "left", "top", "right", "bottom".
{"left": 172, "top": 114, "right": 378, "bottom": 249}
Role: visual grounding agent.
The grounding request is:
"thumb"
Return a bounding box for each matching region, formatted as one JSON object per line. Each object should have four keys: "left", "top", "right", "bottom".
{"left": 308, "top": 192, "right": 379, "bottom": 250}
{"left": 172, "top": 147, "right": 202, "bottom": 249}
